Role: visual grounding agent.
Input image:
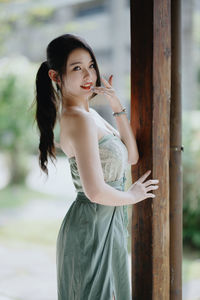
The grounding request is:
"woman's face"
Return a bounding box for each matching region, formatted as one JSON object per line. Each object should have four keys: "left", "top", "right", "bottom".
{"left": 61, "top": 48, "right": 97, "bottom": 100}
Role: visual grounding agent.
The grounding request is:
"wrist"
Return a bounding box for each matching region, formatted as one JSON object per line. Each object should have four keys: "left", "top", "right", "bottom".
{"left": 126, "top": 190, "right": 136, "bottom": 205}
{"left": 109, "top": 98, "right": 124, "bottom": 112}
{"left": 112, "top": 107, "right": 126, "bottom": 117}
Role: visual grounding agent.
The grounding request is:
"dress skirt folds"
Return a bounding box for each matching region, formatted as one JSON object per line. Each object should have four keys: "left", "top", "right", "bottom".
{"left": 56, "top": 133, "right": 132, "bottom": 300}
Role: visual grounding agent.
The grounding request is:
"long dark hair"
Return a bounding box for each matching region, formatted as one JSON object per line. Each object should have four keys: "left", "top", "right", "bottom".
{"left": 33, "top": 34, "right": 101, "bottom": 175}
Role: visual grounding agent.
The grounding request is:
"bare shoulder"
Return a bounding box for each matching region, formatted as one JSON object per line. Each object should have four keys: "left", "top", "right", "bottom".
{"left": 59, "top": 108, "right": 105, "bottom": 200}
{"left": 60, "top": 108, "right": 96, "bottom": 147}
{"left": 60, "top": 108, "right": 88, "bottom": 129}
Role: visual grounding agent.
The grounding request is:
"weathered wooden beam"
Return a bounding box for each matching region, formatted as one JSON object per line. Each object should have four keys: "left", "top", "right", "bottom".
{"left": 170, "top": 0, "right": 182, "bottom": 299}
{"left": 130, "top": 0, "right": 153, "bottom": 298}
{"left": 130, "top": 0, "right": 171, "bottom": 299}
{"left": 152, "top": 0, "right": 171, "bottom": 299}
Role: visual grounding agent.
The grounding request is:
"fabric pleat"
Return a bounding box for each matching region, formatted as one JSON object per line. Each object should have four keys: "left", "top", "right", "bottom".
{"left": 56, "top": 134, "right": 131, "bottom": 299}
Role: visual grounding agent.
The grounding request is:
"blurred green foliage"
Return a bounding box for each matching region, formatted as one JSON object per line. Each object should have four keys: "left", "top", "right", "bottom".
{"left": 0, "top": 184, "right": 55, "bottom": 209}
{"left": 183, "top": 110, "right": 200, "bottom": 249}
{"left": 197, "top": 67, "right": 200, "bottom": 110}
{"left": 28, "top": 6, "right": 54, "bottom": 25}
{"left": 0, "top": 56, "right": 38, "bottom": 184}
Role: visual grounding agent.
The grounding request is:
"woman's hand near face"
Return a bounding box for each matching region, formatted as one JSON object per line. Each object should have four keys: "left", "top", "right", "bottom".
{"left": 92, "top": 75, "right": 121, "bottom": 108}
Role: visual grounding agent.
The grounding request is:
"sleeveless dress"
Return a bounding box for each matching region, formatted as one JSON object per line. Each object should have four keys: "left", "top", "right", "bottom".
{"left": 56, "top": 133, "right": 132, "bottom": 300}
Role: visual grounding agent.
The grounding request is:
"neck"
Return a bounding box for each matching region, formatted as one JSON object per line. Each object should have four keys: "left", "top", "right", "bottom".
{"left": 61, "top": 94, "right": 90, "bottom": 113}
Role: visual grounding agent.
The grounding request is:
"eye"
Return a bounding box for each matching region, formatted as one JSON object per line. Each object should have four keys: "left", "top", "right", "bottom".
{"left": 73, "top": 66, "right": 81, "bottom": 71}
{"left": 90, "top": 63, "right": 95, "bottom": 68}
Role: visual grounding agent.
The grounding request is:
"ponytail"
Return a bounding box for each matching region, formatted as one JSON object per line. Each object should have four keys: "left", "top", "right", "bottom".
{"left": 35, "top": 61, "right": 57, "bottom": 175}
{"left": 33, "top": 34, "right": 102, "bottom": 175}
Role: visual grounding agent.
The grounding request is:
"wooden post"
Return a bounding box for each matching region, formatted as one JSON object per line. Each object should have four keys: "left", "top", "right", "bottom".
{"left": 130, "top": 0, "right": 171, "bottom": 299}
{"left": 170, "top": 0, "right": 182, "bottom": 299}
{"left": 130, "top": 0, "right": 153, "bottom": 298}
{"left": 152, "top": 0, "right": 171, "bottom": 298}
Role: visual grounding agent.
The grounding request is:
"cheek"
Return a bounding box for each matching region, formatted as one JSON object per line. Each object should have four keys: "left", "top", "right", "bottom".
{"left": 65, "top": 73, "right": 80, "bottom": 87}
{"left": 69, "top": 72, "right": 79, "bottom": 80}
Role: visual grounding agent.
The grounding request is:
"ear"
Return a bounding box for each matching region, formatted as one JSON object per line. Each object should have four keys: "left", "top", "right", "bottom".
{"left": 48, "top": 69, "right": 61, "bottom": 85}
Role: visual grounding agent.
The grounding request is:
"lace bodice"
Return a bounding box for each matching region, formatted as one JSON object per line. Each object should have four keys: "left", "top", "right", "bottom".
{"left": 67, "top": 133, "right": 129, "bottom": 193}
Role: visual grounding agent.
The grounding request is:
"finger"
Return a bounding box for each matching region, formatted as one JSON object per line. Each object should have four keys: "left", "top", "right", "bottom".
{"left": 108, "top": 75, "right": 113, "bottom": 86}
{"left": 146, "top": 185, "right": 159, "bottom": 192}
{"left": 93, "top": 87, "right": 114, "bottom": 95}
{"left": 137, "top": 170, "right": 151, "bottom": 183}
{"left": 144, "top": 179, "right": 159, "bottom": 187}
{"left": 101, "top": 76, "right": 112, "bottom": 88}
{"left": 92, "top": 87, "right": 104, "bottom": 94}
{"left": 145, "top": 193, "right": 156, "bottom": 198}
{"left": 93, "top": 87, "right": 113, "bottom": 91}
{"left": 93, "top": 90, "right": 104, "bottom": 95}
{"left": 93, "top": 89, "right": 110, "bottom": 96}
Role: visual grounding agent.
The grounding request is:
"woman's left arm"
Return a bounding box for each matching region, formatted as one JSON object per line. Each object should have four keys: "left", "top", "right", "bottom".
{"left": 93, "top": 76, "right": 139, "bottom": 165}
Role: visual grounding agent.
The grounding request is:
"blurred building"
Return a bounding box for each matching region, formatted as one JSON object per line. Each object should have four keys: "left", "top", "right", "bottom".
{"left": 1, "top": 0, "right": 200, "bottom": 111}
{"left": 1, "top": 0, "right": 131, "bottom": 107}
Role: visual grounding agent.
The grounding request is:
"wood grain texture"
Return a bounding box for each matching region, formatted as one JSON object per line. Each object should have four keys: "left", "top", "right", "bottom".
{"left": 170, "top": 0, "right": 182, "bottom": 299}
{"left": 152, "top": 0, "right": 170, "bottom": 298}
{"left": 130, "top": 0, "right": 153, "bottom": 299}
{"left": 130, "top": 0, "right": 171, "bottom": 299}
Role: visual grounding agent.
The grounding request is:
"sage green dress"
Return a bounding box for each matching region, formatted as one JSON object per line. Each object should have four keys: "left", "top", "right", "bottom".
{"left": 56, "top": 133, "right": 131, "bottom": 300}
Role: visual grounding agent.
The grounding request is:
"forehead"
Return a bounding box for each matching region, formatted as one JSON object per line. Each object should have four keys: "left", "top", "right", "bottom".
{"left": 67, "top": 48, "right": 92, "bottom": 64}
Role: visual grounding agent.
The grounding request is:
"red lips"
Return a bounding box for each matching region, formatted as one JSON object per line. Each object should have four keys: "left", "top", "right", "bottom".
{"left": 80, "top": 82, "right": 93, "bottom": 90}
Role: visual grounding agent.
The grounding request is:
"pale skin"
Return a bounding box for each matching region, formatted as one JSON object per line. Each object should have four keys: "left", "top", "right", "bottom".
{"left": 48, "top": 48, "right": 159, "bottom": 300}
{"left": 48, "top": 47, "right": 159, "bottom": 205}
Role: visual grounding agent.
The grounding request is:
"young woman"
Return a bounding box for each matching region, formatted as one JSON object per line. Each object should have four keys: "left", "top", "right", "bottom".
{"left": 34, "top": 34, "right": 159, "bottom": 300}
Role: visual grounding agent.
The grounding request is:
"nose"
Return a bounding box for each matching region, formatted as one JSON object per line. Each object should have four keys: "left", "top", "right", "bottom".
{"left": 83, "top": 68, "right": 91, "bottom": 79}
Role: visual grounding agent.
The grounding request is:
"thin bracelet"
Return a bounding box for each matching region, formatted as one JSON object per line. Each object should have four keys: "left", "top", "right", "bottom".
{"left": 112, "top": 107, "right": 126, "bottom": 117}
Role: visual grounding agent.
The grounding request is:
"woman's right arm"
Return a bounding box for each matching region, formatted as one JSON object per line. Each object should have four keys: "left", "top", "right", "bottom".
{"left": 60, "top": 112, "right": 159, "bottom": 207}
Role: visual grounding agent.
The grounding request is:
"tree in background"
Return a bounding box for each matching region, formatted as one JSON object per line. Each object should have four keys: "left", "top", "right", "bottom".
{"left": 0, "top": 56, "right": 37, "bottom": 185}
{"left": 182, "top": 111, "right": 200, "bottom": 249}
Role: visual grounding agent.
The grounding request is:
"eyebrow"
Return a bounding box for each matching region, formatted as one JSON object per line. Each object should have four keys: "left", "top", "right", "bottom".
{"left": 69, "top": 59, "right": 94, "bottom": 66}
